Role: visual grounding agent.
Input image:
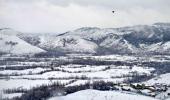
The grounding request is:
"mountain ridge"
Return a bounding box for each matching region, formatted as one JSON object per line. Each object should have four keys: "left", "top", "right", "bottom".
{"left": 1, "top": 22, "right": 170, "bottom": 56}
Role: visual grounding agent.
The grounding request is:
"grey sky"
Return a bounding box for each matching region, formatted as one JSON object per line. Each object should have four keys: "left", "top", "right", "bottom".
{"left": 0, "top": 0, "right": 170, "bottom": 33}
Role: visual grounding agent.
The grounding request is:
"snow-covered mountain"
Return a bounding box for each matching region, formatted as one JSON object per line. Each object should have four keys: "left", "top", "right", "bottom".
{"left": 18, "top": 22, "right": 170, "bottom": 55}
{"left": 1, "top": 22, "right": 170, "bottom": 56}
{"left": 0, "top": 28, "right": 45, "bottom": 55}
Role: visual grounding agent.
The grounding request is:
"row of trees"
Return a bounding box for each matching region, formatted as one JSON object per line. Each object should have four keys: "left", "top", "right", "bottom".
{"left": 11, "top": 81, "right": 117, "bottom": 100}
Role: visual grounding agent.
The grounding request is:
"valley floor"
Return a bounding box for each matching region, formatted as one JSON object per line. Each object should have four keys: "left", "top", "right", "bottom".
{"left": 0, "top": 54, "right": 170, "bottom": 100}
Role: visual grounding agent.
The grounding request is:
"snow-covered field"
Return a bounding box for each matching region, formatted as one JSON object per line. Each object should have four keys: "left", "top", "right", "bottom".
{"left": 0, "top": 54, "right": 170, "bottom": 99}
{"left": 144, "top": 73, "right": 170, "bottom": 85}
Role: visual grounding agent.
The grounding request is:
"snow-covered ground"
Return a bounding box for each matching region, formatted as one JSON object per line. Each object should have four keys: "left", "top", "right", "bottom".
{"left": 0, "top": 79, "right": 72, "bottom": 91}
{"left": 10, "top": 65, "right": 154, "bottom": 80}
{"left": 144, "top": 73, "right": 170, "bottom": 85}
{"left": 0, "top": 79, "right": 73, "bottom": 99}
{"left": 0, "top": 29, "right": 45, "bottom": 55}
{"left": 0, "top": 67, "right": 50, "bottom": 75}
{"left": 0, "top": 54, "right": 169, "bottom": 99}
{"left": 2, "top": 93, "right": 23, "bottom": 99}
{"left": 49, "top": 89, "right": 157, "bottom": 100}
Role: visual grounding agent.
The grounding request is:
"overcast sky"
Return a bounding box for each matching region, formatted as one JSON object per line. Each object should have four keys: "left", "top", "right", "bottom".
{"left": 0, "top": 0, "right": 170, "bottom": 33}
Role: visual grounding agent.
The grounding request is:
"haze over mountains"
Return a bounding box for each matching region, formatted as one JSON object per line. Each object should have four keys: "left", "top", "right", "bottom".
{"left": 0, "top": 22, "right": 170, "bottom": 56}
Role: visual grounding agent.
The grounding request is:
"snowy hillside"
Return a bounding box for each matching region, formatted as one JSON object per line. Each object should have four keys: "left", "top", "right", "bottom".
{"left": 49, "top": 89, "right": 157, "bottom": 100}
{"left": 1, "top": 22, "right": 170, "bottom": 55}
{"left": 0, "top": 28, "right": 45, "bottom": 55}
{"left": 144, "top": 73, "right": 170, "bottom": 85}
{"left": 18, "top": 22, "right": 170, "bottom": 55}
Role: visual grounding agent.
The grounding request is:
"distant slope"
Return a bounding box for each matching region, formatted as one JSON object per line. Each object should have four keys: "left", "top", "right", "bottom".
{"left": 49, "top": 89, "right": 157, "bottom": 100}
{"left": 0, "top": 28, "right": 45, "bottom": 55}
{"left": 144, "top": 73, "right": 170, "bottom": 85}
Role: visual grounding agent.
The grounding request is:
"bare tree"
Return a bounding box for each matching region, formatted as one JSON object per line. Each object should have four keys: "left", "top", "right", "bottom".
{"left": 5, "top": 41, "right": 18, "bottom": 55}
{"left": 61, "top": 38, "right": 67, "bottom": 47}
